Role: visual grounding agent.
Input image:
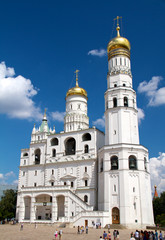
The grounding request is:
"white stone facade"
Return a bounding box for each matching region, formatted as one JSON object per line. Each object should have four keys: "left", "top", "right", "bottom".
{"left": 16, "top": 27, "right": 154, "bottom": 228}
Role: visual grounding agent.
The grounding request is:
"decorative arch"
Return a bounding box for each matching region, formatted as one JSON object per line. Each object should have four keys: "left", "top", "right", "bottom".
{"left": 84, "top": 145, "right": 89, "bottom": 153}
{"left": 82, "top": 133, "right": 91, "bottom": 141}
{"left": 111, "top": 155, "right": 118, "bottom": 170}
{"left": 34, "top": 149, "right": 41, "bottom": 164}
{"left": 51, "top": 138, "right": 59, "bottom": 146}
{"left": 24, "top": 196, "right": 31, "bottom": 220}
{"left": 113, "top": 97, "right": 117, "bottom": 107}
{"left": 35, "top": 194, "right": 52, "bottom": 220}
{"left": 112, "top": 207, "right": 120, "bottom": 224}
{"left": 129, "top": 155, "right": 137, "bottom": 170}
{"left": 65, "top": 137, "right": 76, "bottom": 155}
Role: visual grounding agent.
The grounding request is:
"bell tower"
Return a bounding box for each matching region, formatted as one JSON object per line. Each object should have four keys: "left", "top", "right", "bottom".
{"left": 105, "top": 17, "right": 139, "bottom": 145}
{"left": 98, "top": 17, "right": 154, "bottom": 228}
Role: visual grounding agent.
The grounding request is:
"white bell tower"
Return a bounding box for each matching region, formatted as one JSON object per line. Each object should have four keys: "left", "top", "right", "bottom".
{"left": 98, "top": 17, "right": 154, "bottom": 228}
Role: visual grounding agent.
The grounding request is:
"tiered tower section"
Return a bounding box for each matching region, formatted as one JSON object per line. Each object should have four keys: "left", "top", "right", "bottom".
{"left": 64, "top": 70, "right": 89, "bottom": 132}
{"left": 105, "top": 24, "right": 139, "bottom": 145}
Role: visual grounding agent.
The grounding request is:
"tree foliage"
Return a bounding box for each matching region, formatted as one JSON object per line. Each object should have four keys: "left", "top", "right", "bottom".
{"left": 153, "top": 191, "right": 165, "bottom": 226}
{"left": 0, "top": 189, "right": 17, "bottom": 220}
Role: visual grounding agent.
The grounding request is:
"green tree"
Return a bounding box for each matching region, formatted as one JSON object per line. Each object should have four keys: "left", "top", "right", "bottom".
{"left": 153, "top": 191, "right": 165, "bottom": 226}
{"left": 0, "top": 189, "right": 17, "bottom": 220}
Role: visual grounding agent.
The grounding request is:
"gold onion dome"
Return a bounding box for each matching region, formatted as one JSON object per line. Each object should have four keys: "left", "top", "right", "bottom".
{"left": 107, "top": 22, "right": 131, "bottom": 60}
{"left": 66, "top": 70, "right": 87, "bottom": 98}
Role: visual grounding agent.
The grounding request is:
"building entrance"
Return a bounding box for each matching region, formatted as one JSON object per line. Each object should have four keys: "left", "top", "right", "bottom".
{"left": 112, "top": 207, "right": 120, "bottom": 224}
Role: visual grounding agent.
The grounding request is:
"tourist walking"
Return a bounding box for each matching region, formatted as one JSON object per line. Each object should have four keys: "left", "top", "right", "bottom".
{"left": 113, "top": 230, "right": 117, "bottom": 240}
{"left": 103, "top": 231, "right": 107, "bottom": 239}
{"left": 54, "top": 230, "right": 58, "bottom": 239}
{"left": 107, "top": 231, "right": 111, "bottom": 240}
{"left": 159, "top": 231, "right": 163, "bottom": 240}
{"left": 86, "top": 225, "right": 88, "bottom": 234}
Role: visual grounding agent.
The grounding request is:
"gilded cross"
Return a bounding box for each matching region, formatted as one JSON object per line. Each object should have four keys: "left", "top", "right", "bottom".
{"left": 114, "top": 16, "right": 122, "bottom": 27}
{"left": 75, "top": 70, "right": 79, "bottom": 86}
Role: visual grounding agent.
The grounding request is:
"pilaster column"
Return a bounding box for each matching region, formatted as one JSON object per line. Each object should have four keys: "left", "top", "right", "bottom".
{"left": 51, "top": 196, "right": 57, "bottom": 223}
{"left": 19, "top": 194, "right": 25, "bottom": 222}
{"left": 30, "top": 196, "right": 35, "bottom": 223}
{"left": 64, "top": 195, "right": 70, "bottom": 222}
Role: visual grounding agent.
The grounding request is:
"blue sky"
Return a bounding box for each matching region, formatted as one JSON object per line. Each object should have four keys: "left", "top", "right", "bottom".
{"left": 0, "top": 0, "right": 165, "bottom": 194}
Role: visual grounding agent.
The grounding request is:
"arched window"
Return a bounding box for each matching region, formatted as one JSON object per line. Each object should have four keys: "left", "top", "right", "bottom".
{"left": 124, "top": 97, "right": 128, "bottom": 107}
{"left": 114, "top": 84, "right": 117, "bottom": 87}
{"left": 23, "top": 153, "right": 28, "bottom": 157}
{"left": 129, "top": 155, "right": 137, "bottom": 170}
{"left": 113, "top": 98, "right": 117, "bottom": 108}
{"left": 144, "top": 157, "right": 147, "bottom": 171}
{"left": 65, "top": 138, "right": 76, "bottom": 155}
{"left": 84, "top": 145, "right": 89, "bottom": 153}
{"left": 100, "top": 159, "right": 103, "bottom": 172}
{"left": 34, "top": 149, "right": 41, "bottom": 164}
{"left": 111, "top": 155, "right": 118, "bottom": 170}
{"left": 84, "top": 195, "right": 88, "bottom": 203}
{"left": 51, "top": 138, "right": 59, "bottom": 146}
{"left": 52, "top": 149, "right": 56, "bottom": 157}
{"left": 85, "top": 167, "right": 87, "bottom": 172}
{"left": 82, "top": 133, "right": 91, "bottom": 141}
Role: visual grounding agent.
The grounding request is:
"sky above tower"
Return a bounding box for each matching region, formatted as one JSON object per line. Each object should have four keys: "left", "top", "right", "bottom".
{"left": 0, "top": 0, "right": 165, "bottom": 194}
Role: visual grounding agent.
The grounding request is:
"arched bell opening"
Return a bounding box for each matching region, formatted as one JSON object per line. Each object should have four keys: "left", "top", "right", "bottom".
{"left": 129, "top": 155, "right": 137, "bottom": 170}
{"left": 65, "top": 138, "right": 76, "bottom": 155}
{"left": 111, "top": 155, "right": 118, "bottom": 170}
{"left": 34, "top": 149, "right": 41, "bottom": 164}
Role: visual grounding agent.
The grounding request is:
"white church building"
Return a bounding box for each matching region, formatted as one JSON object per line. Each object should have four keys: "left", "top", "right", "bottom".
{"left": 16, "top": 21, "right": 154, "bottom": 228}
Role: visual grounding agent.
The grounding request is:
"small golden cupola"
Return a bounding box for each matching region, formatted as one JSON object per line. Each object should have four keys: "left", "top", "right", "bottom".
{"left": 107, "top": 16, "right": 131, "bottom": 60}
{"left": 66, "top": 70, "right": 87, "bottom": 98}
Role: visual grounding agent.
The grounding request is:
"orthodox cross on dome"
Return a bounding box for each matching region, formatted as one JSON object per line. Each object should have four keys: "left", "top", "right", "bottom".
{"left": 75, "top": 69, "right": 79, "bottom": 87}
{"left": 114, "top": 16, "right": 122, "bottom": 37}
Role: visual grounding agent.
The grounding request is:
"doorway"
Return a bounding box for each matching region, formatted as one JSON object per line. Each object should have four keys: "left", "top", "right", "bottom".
{"left": 112, "top": 207, "right": 120, "bottom": 224}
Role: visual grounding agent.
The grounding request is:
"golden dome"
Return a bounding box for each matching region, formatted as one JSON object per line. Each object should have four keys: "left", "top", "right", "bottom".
{"left": 107, "top": 26, "right": 131, "bottom": 53}
{"left": 66, "top": 70, "right": 87, "bottom": 98}
{"left": 66, "top": 86, "right": 87, "bottom": 98}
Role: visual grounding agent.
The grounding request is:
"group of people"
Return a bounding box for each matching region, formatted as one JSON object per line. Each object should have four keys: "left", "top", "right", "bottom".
{"left": 77, "top": 225, "right": 88, "bottom": 234}
{"left": 130, "top": 229, "right": 165, "bottom": 240}
{"left": 54, "top": 229, "right": 62, "bottom": 240}
{"left": 100, "top": 229, "right": 119, "bottom": 239}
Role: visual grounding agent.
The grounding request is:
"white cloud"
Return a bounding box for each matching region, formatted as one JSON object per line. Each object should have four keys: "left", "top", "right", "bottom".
{"left": 12, "top": 179, "right": 18, "bottom": 185}
{"left": 0, "top": 173, "right": 4, "bottom": 179}
{"left": 137, "top": 107, "right": 145, "bottom": 124}
{"left": 138, "top": 76, "right": 165, "bottom": 106}
{"left": 0, "top": 61, "right": 42, "bottom": 120}
{"left": 150, "top": 152, "right": 165, "bottom": 194}
{"left": 93, "top": 115, "right": 105, "bottom": 128}
{"left": 5, "top": 171, "right": 15, "bottom": 177}
{"left": 51, "top": 111, "right": 65, "bottom": 122}
{"left": 88, "top": 49, "right": 106, "bottom": 57}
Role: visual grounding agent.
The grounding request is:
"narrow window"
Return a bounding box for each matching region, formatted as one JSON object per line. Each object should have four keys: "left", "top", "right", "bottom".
{"left": 24, "top": 160, "right": 26, "bottom": 165}
{"left": 120, "top": 58, "right": 122, "bottom": 65}
{"left": 52, "top": 149, "right": 56, "bottom": 157}
{"left": 78, "top": 104, "right": 81, "bottom": 109}
{"left": 34, "top": 183, "right": 37, "bottom": 187}
{"left": 35, "top": 170, "right": 37, "bottom": 176}
{"left": 144, "top": 157, "right": 147, "bottom": 171}
{"left": 85, "top": 180, "right": 88, "bottom": 186}
{"left": 70, "top": 104, "right": 72, "bottom": 110}
{"left": 100, "top": 159, "right": 103, "bottom": 172}
{"left": 124, "top": 97, "right": 128, "bottom": 107}
{"left": 84, "top": 145, "right": 89, "bottom": 153}
{"left": 50, "top": 197, "right": 52, "bottom": 202}
{"left": 71, "top": 182, "right": 74, "bottom": 188}
{"left": 64, "top": 182, "right": 66, "bottom": 186}
{"left": 85, "top": 167, "right": 87, "bottom": 172}
{"left": 116, "top": 58, "right": 117, "bottom": 65}
{"left": 113, "top": 98, "right": 117, "bottom": 108}
{"left": 38, "top": 136, "right": 40, "bottom": 140}
{"left": 134, "top": 202, "right": 136, "bottom": 210}
{"left": 84, "top": 195, "right": 88, "bottom": 203}
{"left": 52, "top": 169, "right": 54, "bottom": 175}
{"left": 133, "top": 187, "right": 135, "bottom": 192}
{"left": 72, "top": 212, "right": 74, "bottom": 216}
{"left": 22, "top": 185, "right": 24, "bottom": 188}
{"left": 114, "top": 185, "right": 116, "bottom": 192}
{"left": 51, "top": 182, "right": 54, "bottom": 186}
{"left": 23, "top": 171, "right": 25, "bottom": 176}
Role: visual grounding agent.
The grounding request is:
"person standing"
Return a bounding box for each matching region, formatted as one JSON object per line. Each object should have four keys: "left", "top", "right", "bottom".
{"left": 103, "top": 231, "right": 107, "bottom": 239}
{"left": 113, "top": 230, "right": 117, "bottom": 240}
{"left": 159, "top": 231, "right": 163, "bottom": 240}
{"left": 86, "top": 225, "right": 88, "bottom": 234}
{"left": 116, "top": 230, "right": 119, "bottom": 240}
{"left": 54, "top": 230, "right": 58, "bottom": 240}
